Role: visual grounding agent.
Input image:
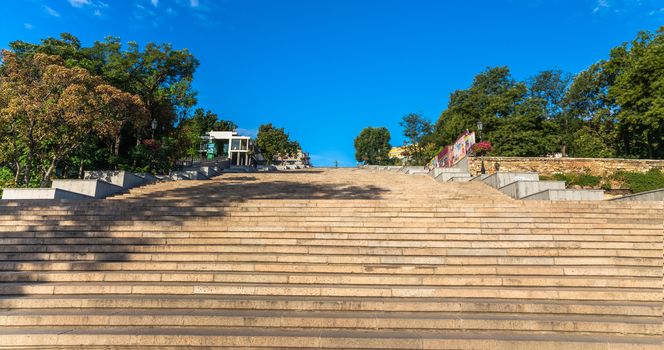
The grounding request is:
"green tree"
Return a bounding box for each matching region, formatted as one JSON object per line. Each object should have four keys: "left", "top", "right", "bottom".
{"left": 8, "top": 33, "right": 200, "bottom": 169}
{"left": 564, "top": 63, "right": 618, "bottom": 158}
{"left": 256, "top": 124, "right": 299, "bottom": 165}
{"left": 399, "top": 113, "right": 434, "bottom": 165}
{"left": 0, "top": 51, "right": 146, "bottom": 186}
{"left": 528, "top": 69, "right": 574, "bottom": 155}
{"left": 607, "top": 30, "right": 664, "bottom": 158}
{"left": 432, "top": 66, "right": 551, "bottom": 155}
{"left": 354, "top": 127, "right": 391, "bottom": 165}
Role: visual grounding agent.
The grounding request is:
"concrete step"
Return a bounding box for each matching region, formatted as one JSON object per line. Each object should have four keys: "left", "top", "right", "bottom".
{"left": 0, "top": 283, "right": 659, "bottom": 302}
{"left": 0, "top": 231, "right": 659, "bottom": 242}
{"left": 0, "top": 327, "right": 660, "bottom": 349}
{"left": 0, "top": 253, "right": 657, "bottom": 267}
{"left": 0, "top": 309, "right": 658, "bottom": 336}
{"left": 0, "top": 244, "right": 658, "bottom": 258}
{"left": 1, "top": 237, "right": 657, "bottom": 249}
{"left": 2, "top": 261, "right": 658, "bottom": 277}
{"left": 3, "top": 295, "right": 658, "bottom": 317}
{"left": 1, "top": 271, "right": 659, "bottom": 289}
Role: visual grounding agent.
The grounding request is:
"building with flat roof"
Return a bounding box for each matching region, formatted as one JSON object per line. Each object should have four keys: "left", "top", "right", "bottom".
{"left": 200, "top": 131, "right": 254, "bottom": 166}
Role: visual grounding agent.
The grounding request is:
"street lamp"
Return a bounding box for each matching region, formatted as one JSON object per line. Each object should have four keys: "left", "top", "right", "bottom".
{"left": 476, "top": 119, "right": 486, "bottom": 174}
{"left": 151, "top": 119, "right": 157, "bottom": 139}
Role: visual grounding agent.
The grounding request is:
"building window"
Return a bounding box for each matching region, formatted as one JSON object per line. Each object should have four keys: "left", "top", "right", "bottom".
{"left": 231, "top": 139, "right": 241, "bottom": 150}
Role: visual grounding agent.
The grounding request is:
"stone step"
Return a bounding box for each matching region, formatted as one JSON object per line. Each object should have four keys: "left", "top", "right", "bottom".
{"left": 0, "top": 232, "right": 659, "bottom": 242}
{"left": 0, "top": 201, "right": 658, "bottom": 210}
{"left": 0, "top": 253, "right": 657, "bottom": 267}
{"left": 3, "top": 295, "right": 658, "bottom": 317}
{"left": 0, "top": 245, "right": 658, "bottom": 258}
{"left": 0, "top": 283, "right": 658, "bottom": 301}
{"left": 0, "top": 327, "right": 660, "bottom": 349}
{"left": 1, "top": 271, "right": 659, "bottom": 288}
{"left": 0, "top": 309, "right": 658, "bottom": 336}
{"left": 1, "top": 238, "right": 657, "bottom": 250}
{"left": 2, "top": 261, "right": 659, "bottom": 277}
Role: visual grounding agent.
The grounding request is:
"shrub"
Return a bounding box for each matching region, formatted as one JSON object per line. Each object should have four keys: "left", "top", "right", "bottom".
{"left": 545, "top": 172, "right": 601, "bottom": 188}
{"left": 613, "top": 169, "right": 664, "bottom": 194}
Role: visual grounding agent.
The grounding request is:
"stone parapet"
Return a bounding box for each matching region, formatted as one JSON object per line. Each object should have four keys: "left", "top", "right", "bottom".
{"left": 469, "top": 156, "right": 664, "bottom": 176}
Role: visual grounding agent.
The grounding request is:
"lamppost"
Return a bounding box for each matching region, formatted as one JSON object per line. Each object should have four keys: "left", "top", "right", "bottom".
{"left": 476, "top": 119, "right": 485, "bottom": 174}
{"left": 151, "top": 119, "right": 157, "bottom": 139}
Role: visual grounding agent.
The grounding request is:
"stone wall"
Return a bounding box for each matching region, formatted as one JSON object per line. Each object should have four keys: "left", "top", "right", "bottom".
{"left": 468, "top": 157, "right": 664, "bottom": 176}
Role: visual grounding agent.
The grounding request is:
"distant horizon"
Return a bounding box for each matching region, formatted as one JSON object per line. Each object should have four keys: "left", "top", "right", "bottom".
{"left": 2, "top": 0, "right": 662, "bottom": 166}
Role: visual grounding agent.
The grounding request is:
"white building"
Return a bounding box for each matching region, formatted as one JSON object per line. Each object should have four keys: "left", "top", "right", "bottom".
{"left": 200, "top": 131, "right": 254, "bottom": 166}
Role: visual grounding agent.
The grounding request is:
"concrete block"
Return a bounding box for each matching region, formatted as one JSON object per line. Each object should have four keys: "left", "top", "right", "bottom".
{"left": 84, "top": 171, "right": 146, "bottom": 190}
{"left": 1, "top": 188, "right": 92, "bottom": 200}
{"left": 432, "top": 167, "right": 465, "bottom": 178}
{"left": 449, "top": 175, "right": 472, "bottom": 182}
{"left": 522, "top": 189, "right": 604, "bottom": 201}
{"left": 51, "top": 179, "right": 123, "bottom": 199}
{"left": 499, "top": 180, "right": 566, "bottom": 199}
{"left": 454, "top": 156, "right": 469, "bottom": 172}
{"left": 134, "top": 173, "right": 159, "bottom": 183}
{"left": 482, "top": 172, "right": 539, "bottom": 189}
{"left": 435, "top": 170, "right": 471, "bottom": 182}
{"left": 610, "top": 188, "right": 664, "bottom": 201}
{"left": 190, "top": 166, "right": 219, "bottom": 178}
{"left": 401, "top": 167, "right": 428, "bottom": 175}
{"left": 470, "top": 174, "right": 490, "bottom": 182}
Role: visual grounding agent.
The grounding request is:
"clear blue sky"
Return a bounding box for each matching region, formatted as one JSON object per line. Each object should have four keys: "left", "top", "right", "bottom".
{"left": 1, "top": 1, "right": 662, "bottom": 166}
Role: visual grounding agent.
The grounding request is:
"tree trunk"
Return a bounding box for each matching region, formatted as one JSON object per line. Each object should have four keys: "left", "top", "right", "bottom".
{"left": 23, "top": 121, "right": 35, "bottom": 185}
{"left": 40, "top": 155, "right": 59, "bottom": 188}
{"left": 114, "top": 132, "right": 121, "bottom": 156}
{"left": 24, "top": 142, "right": 34, "bottom": 185}
{"left": 13, "top": 162, "right": 21, "bottom": 185}
{"left": 79, "top": 160, "right": 84, "bottom": 179}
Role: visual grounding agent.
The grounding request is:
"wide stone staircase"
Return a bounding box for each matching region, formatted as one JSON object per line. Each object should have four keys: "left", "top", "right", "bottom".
{"left": 0, "top": 168, "right": 662, "bottom": 349}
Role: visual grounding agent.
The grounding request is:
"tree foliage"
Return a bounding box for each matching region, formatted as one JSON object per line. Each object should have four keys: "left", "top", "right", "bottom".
{"left": 354, "top": 127, "right": 391, "bottom": 165}
{"left": 427, "top": 26, "right": 664, "bottom": 160}
{"left": 399, "top": 113, "right": 434, "bottom": 165}
{"left": 0, "top": 33, "right": 232, "bottom": 186}
{"left": 0, "top": 51, "right": 147, "bottom": 186}
{"left": 256, "top": 124, "right": 299, "bottom": 165}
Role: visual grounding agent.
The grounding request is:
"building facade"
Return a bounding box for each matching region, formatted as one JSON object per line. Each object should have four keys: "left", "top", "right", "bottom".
{"left": 200, "top": 131, "right": 254, "bottom": 166}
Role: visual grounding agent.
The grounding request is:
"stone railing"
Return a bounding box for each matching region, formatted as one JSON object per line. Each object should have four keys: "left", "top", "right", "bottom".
{"left": 468, "top": 156, "right": 664, "bottom": 176}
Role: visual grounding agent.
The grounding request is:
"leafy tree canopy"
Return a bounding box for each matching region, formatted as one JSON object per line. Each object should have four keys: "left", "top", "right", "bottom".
{"left": 354, "top": 127, "right": 391, "bottom": 165}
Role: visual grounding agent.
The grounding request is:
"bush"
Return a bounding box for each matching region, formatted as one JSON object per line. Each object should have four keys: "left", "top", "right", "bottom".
{"left": 544, "top": 172, "right": 601, "bottom": 188}
{"left": 613, "top": 169, "right": 664, "bottom": 194}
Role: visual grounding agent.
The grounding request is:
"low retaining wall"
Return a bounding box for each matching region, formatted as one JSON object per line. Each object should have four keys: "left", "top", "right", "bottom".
{"left": 468, "top": 157, "right": 664, "bottom": 177}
